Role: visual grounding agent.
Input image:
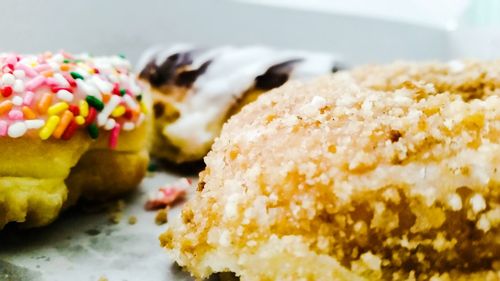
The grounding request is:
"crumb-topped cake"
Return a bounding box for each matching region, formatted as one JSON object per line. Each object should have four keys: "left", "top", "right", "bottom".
{"left": 162, "top": 61, "right": 499, "bottom": 280}
{"left": 138, "top": 45, "right": 342, "bottom": 163}
{"left": 0, "top": 51, "right": 151, "bottom": 228}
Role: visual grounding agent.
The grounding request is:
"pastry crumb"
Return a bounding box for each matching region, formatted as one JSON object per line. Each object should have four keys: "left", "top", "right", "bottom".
{"left": 108, "top": 199, "right": 126, "bottom": 224}
{"left": 128, "top": 215, "right": 137, "bottom": 225}
{"left": 155, "top": 207, "right": 169, "bottom": 225}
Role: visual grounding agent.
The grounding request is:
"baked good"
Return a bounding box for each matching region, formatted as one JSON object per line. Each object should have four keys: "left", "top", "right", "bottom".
{"left": 0, "top": 52, "right": 151, "bottom": 229}
{"left": 138, "top": 45, "right": 341, "bottom": 163}
{"left": 161, "top": 61, "right": 499, "bottom": 280}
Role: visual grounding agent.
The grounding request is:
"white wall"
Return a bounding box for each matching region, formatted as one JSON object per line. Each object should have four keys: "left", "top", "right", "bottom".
{"left": 238, "top": 0, "right": 470, "bottom": 29}
{"left": 1, "top": 0, "right": 455, "bottom": 65}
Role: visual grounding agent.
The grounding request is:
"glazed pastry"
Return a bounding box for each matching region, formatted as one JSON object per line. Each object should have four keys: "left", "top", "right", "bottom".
{"left": 138, "top": 45, "right": 341, "bottom": 163}
{"left": 161, "top": 61, "right": 499, "bottom": 280}
{"left": 0, "top": 52, "right": 151, "bottom": 229}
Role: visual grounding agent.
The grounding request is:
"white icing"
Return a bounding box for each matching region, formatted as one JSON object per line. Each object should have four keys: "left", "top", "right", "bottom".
{"left": 139, "top": 45, "right": 340, "bottom": 157}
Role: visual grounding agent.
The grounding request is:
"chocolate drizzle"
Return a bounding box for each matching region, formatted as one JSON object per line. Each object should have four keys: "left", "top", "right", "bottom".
{"left": 175, "top": 60, "right": 211, "bottom": 87}
{"left": 331, "top": 63, "right": 345, "bottom": 73}
{"left": 140, "top": 47, "right": 344, "bottom": 92}
{"left": 139, "top": 52, "right": 194, "bottom": 87}
{"left": 255, "top": 59, "right": 302, "bottom": 90}
{"left": 153, "top": 102, "right": 165, "bottom": 118}
{"left": 255, "top": 59, "right": 344, "bottom": 91}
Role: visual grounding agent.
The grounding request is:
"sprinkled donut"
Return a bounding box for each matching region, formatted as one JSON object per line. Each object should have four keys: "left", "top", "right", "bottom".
{"left": 0, "top": 52, "right": 147, "bottom": 145}
{"left": 0, "top": 51, "right": 151, "bottom": 229}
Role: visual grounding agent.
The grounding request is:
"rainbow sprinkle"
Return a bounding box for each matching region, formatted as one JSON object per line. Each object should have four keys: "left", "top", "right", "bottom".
{"left": 0, "top": 52, "right": 146, "bottom": 148}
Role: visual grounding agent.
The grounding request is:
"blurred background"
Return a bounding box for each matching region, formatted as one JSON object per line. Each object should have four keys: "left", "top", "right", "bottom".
{"left": 2, "top": 0, "right": 500, "bottom": 65}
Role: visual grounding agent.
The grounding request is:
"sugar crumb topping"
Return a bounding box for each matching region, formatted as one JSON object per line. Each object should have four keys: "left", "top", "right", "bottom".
{"left": 163, "top": 61, "right": 500, "bottom": 281}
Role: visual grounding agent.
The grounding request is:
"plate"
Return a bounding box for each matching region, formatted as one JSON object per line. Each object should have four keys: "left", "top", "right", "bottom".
{"left": 0, "top": 171, "right": 195, "bottom": 281}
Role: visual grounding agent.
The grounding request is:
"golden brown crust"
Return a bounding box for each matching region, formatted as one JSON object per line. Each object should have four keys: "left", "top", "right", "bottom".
{"left": 163, "top": 61, "right": 500, "bottom": 280}
{"left": 0, "top": 144, "right": 150, "bottom": 229}
{"left": 0, "top": 96, "right": 152, "bottom": 229}
{"left": 0, "top": 133, "right": 91, "bottom": 178}
{"left": 0, "top": 177, "right": 67, "bottom": 228}
{"left": 65, "top": 149, "right": 149, "bottom": 203}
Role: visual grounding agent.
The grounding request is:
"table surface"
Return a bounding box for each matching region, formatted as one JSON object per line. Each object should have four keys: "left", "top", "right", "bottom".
{"left": 0, "top": 170, "right": 201, "bottom": 281}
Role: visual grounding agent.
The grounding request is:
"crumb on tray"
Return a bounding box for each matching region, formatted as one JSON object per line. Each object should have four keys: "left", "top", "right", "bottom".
{"left": 145, "top": 178, "right": 190, "bottom": 210}
{"left": 108, "top": 199, "right": 126, "bottom": 224}
{"left": 155, "top": 207, "right": 169, "bottom": 225}
{"left": 128, "top": 215, "right": 137, "bottom": 225}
